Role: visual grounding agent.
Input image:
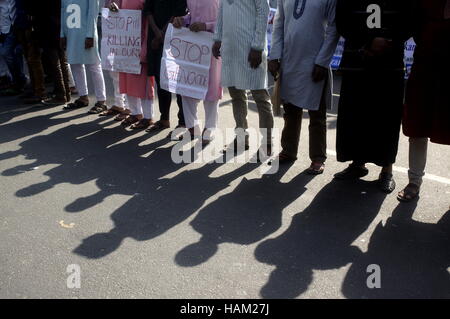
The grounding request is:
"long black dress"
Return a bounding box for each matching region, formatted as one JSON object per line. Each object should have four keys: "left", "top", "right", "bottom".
{"left": 335, "top": 0, "right": 414, "bottom": 167}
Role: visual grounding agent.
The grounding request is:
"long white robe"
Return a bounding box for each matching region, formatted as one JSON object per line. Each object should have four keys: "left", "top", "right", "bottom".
{"left": 213, "top": 0, "right": 270, "bottom": 90}
{"left": 271, "top": 0, "right": 339, "bottom": 110}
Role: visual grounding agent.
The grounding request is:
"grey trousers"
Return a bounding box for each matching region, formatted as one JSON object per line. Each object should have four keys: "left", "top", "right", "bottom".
{"left": 408, "top": 137, "right": 428, "bottom": 187}
{"left": 228, "top": 87, "right": 274, "bottom": 146}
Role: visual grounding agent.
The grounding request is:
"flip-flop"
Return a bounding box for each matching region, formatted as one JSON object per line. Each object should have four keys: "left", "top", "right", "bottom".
{"left": 99, "top": 106, "right": 124, "bottom": 117}
{"left": 130, "top": 119, "right": 154, "bottom": 130}
{"left": 88, "top": 102, "right": 108, "bottom": 114}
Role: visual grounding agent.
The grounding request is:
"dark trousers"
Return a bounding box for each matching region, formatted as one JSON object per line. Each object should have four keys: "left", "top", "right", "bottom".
{"left": 281, "top": 94, "right": 327, "bottom": 163}
{"left": 18, "top": 29, "right": 46, "bottom": 97}
{"left": 154, "top": 72, "right": 184, "bottom": 126}
{"left": 44, "top": 47, "right": 70, "bottom": 101}
{"left": 0, "top": 29, "right": 26, "bottom": 89}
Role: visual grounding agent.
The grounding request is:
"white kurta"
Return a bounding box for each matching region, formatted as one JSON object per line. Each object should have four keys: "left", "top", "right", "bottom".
{"left": 271, "top": 0, "right": 339, "bottom": 110}
{"left": 213, "top": 0, "right": 269, "bottom": 90}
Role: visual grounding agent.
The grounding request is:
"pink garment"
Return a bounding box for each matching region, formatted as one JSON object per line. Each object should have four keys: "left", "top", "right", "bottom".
{"left": 182, "top": 0, "right": 222, "bottom": 101}
{"left": 119, "top": 0, "right": 154, "bottom": 99}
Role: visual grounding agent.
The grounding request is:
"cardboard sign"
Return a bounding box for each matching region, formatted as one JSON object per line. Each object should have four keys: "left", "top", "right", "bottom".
{"left": 101, "top": 8, "right": 142, "bottom": 74}
{"left": 160, "top": 24, "right": 213, "bottom": 100}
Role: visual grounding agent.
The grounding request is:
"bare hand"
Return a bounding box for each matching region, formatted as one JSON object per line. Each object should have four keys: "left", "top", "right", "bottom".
{"left": 189, "top": 22, "right": 207, "bottom": 32}
{"left": 109, "top": 2, "right": 119, "bottom": 12}
{"left": 85, "top": 37, "right": 94, "bottom": 49}
{"left": 268, "top": 60, "right": 280, "bottom": 79}
{"left": 312, "top": 64, "right": 327, "bottom": 82}
{"left": 212, "top": 41, "right": 221, "bottom": 59}
{"left": 172, "top": 17, "right": 184, "bottom": 29}
{"left": 248, "top": 49, "right": 262, "bottom": 69}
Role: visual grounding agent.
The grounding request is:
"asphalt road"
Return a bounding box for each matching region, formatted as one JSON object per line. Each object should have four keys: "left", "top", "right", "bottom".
{"left": 0, "top": 74, "right": 449, "bottom": 299}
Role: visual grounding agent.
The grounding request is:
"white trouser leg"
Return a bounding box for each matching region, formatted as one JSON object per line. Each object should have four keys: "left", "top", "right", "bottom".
{"left": 142, "top": 98, "right": 154, "bottom": 119}
{"left": 408, "top": 137, "right": 428, "bottom": 187}
{"left": 109, "top": 71, "right": 125, "bottom": 108}
{"left": 68, "top": 64, "right": 75, "bottom": 87}
{"left": 86, "top": 63, "right": 106, "bottom": 101}
{"left": 127, "top": 96, "right": 143, "bottom": 116}
{"left": 70, "top": 64, "right": 88, "bottom": 97}
{"left": 204, "top": 100, "right": 219, "bottom": 129}
{"left": 182, "top": 96, "right": 200, "bottom": 129}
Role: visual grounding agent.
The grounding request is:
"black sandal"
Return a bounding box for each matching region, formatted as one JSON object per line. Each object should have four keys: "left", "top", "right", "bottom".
{"left": 397, "top": 183, "right": 420, "bottom": 202}
{"left": 63, "top": 98, "right": 89, "bottom": 110}
{"left": 88, "top": 102, "right": 108, "bottom": 114}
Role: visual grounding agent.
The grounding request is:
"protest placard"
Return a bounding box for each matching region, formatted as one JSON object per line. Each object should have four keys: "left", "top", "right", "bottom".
{"left": 101, "top": 8, "right": 142, "bottom": 74}
{"left": 160, "top": 24, "right": 213, "bottom": 100}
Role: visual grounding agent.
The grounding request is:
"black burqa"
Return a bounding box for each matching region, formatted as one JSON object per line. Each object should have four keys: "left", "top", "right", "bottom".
{"left": 335, "top": 0, "right": 414, "bottom": 167}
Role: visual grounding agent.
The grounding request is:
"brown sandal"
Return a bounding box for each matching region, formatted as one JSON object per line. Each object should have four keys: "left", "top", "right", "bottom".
{"left": 114, "top": 110, "right": 131, "bottom": 121}
{"left": 99, "top": 106, "right": 125, "bottom": 117}
{"left": 130, "top": 119, "right": 154, "bottom": 130}
{"left": 397, "top": 183, "right": 420, "bottom": 202}
{"left": 121, "top": 115, "right": 140, "bottom": 127}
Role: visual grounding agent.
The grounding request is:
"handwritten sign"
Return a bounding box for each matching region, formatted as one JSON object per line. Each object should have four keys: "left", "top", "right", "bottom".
{"left": 160, "top": 24, "right": 213, "bottom": 100}
{"left": 101, "top": 8, "right": 142, "bottom": 74}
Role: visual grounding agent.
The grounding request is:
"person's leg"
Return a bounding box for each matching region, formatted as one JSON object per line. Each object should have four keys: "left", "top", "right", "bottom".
{"left": 203, "top": 99, "right": 219, "bottom": 142}
{"left": 70, "top": 64, "right": 89, "bottom": 101}
{"left": 109, "top": 71, "right": 125, "bottom": 109}
{"left": 182, "top": 96, "right": 200, "bottom": 129}
{"left": 408, "top": 137, "right": 428, "bottom": 187}
{"left": 142, "top": 98, "right": 154, "bottom": 120}
{"left": 228, "top": 87, "right": 248, "bottom": 130}
{"left": 58, "top": 49, "right": 71, "bottom": 102}
{"left": 154, "top": 73, "right": 172, "bottom": 124}
{"left": 308, "top": 95, "right": 328, "bottom": 166}
{"left": 176, "top": 94, "right": 185, "bottom": 127}
{"left": 251, "top": 89, "right": 274, "bottom": 148}
{"left": 398, "top": 137, "right": 428, "bottom": 201}
{"left": 87, "top": 63, "right": 106, "bottom": 103}
{"left": 280, "top": 103, "right": 303, "bottom": 161}
{"left": 0, "top": 31, "right": 26, "bottom": 92}
{"left": 24, "top": 30, "right": 46, "bottom": 98}
{"left": 43, "top": 47, "right": 66, "bottom": 102}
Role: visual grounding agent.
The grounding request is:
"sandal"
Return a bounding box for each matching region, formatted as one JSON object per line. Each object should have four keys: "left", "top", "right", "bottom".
{"left": 114, "top": 110, "right": 131, "bottom": 121}
{"left": 99, "top": 106, "right": 124, "bottom": 117}
{"left": 397, "top": 183, "right": 420, "bottom": 202}
{"left": 121, "top": 115, "right": 140, "bottom": 127}
{"left": 307, "top": 162, "right": 325, "bottom": 175}
{"left": 88, "top": 102, "right": 108, "bottom": 114}
{"left": 146, "top": 120, "right": 170, "bottom": 133}
{"left": 130, "top": 119, "right": 154, "bottom": 130}
{"left": 378, "top": 172, "right": 396, "bottom": 194}
{"left": 63, "top": 98, "right": 89, "bottom": 110}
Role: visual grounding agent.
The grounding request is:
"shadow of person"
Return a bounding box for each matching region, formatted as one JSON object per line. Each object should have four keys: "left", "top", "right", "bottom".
{"left": 254, "top": 179, "right": 387, "bottom": 299}
{"left": 174, "top": 167, "right": 316, "bottom": 268}
{"left": 342, "top": 204, "right": 450, "bottom": 298}
{"left": 72, "top": 160, "right": 257, "bottom": 259}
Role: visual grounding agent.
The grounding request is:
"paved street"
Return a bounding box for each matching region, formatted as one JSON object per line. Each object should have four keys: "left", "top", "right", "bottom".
{"left": 0, "top": 74, "right": 449, "bottom": 299}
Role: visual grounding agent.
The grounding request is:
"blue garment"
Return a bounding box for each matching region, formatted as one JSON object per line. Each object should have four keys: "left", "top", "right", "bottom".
{"left": 271, "top": 0, "right": 339, "bottom": 110}
{"left": 0, "top": 30, "right": 26, "bottom": 86}
{"left": 61, "top": 0, "right": 101, "bottom": 64}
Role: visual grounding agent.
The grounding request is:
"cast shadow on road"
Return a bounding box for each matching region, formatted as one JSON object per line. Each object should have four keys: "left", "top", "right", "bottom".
{"left": 174, "top": 165, "right": 316, "bottom": 268}
{"left": 254, "top": 179, "right": 387, "bottom": 298}
{"left": 342, "top": 204, "right": 450, "bottom": 298}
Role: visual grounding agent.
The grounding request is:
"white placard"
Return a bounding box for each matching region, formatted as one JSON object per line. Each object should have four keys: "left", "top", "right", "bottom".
{"left": 101, "top": 8, "right": 142, "bottom": 74}
{"left": 160, "top": 24, "right": 213, "bottom": 100}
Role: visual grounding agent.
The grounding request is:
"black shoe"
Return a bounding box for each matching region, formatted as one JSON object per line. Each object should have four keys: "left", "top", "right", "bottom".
{"left": 222, "top": 137, "right": 249, "bottom": 154}
{"left": 378, "top": 172, "right": 396, "bottom": 194}
{"left": 334, "top": 164, "right": 369, "bottom": 180}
